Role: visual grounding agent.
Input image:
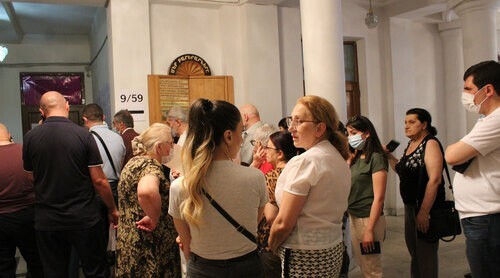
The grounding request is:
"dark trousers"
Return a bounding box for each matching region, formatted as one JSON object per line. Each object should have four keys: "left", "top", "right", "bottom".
{"left": 36, "top": 220, "right": 109, "bottom": 278}
{"left": 404, "top": 205, "right": 439, "bottom": 278}
{"left": 0, "top": 206, "right": 44, "bottom": 278}
{"left": 68, "top": 199, "right": 111, "bottom": 278}
{"left": 187, "top": 251, "right": 263, "bottom": 278}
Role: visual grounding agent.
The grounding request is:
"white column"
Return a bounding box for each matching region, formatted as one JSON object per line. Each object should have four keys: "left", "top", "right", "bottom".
{"left": 107, "top": 0, "right": 152, "bottom": 132}
{"left": 300, "top": 0, "right": 346, "bottom": 121}
{"left": 455, "top": 0, "right": 500, "bottom": 130}
{"left": 438, "top": 22, "right": 466, "bottom": 146}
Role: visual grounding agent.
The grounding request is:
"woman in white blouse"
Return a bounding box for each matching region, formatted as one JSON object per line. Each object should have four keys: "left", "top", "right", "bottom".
{"left": 269, "top": 95, "right": 351, "bottom": 277}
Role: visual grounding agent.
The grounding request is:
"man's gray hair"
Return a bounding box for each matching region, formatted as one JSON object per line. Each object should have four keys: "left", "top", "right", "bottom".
{"left": 167, "top": 106, "right": 188, "bottom": 123}
{"left": 254, "top": 124, "right": 277, "bottom": 147}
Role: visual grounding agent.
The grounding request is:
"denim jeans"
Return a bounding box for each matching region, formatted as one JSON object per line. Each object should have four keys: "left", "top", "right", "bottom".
{"left": 187, "top": 251, "right": 263, "bottom": 278}
{"left": 461, "top": 213, "right": 500, "bottom": 278}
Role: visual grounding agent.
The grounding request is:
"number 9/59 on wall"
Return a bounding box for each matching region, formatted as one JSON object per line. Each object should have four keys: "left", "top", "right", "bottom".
{"left": 120, "top": 94, "right": 144, "bottom": 103}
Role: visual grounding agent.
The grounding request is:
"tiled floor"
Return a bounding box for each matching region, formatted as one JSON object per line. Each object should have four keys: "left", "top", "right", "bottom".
{"left": 348, "top": 216, "right": 469, "bottom": 278}
{"left": 15, "top": 216, "right": 469, "bottom": 277}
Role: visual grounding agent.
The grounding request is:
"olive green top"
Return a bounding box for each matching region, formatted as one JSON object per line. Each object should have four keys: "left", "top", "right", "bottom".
{"left": 348, "top": 152, "right": 388, "bottom": 218}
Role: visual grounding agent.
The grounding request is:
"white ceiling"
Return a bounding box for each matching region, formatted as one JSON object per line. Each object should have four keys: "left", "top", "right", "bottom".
{"left": 0, "top": 0, "right": 106, "bottom": 43}
{"left": 0, "top": 0, "right": 450, "bottom": 44}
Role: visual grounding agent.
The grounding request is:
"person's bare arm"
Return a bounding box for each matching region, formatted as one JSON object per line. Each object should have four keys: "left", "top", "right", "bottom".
{"left": 268, "top": 192, "right": 307, "bottom": 252}
{"left": 361, "top": 170, "right": 387, "bottom": 252}
{"left": 89, "top": 166, "right": 118, "bottom": 226}
{"left": 416, "top": 140, "right": 443, "bottom": 233}
{"left": 136, "top": 175, "right": 162, "bottom": 231}
{"left": 173, "top": 218, "right": 192, "bottom": 260}
{"left": 445, "top": 141, "right": 479, "bottom": 165}
{"left": 263, "top": 203, "right": 279, "bottom": 225}
{"left": 386, "top": 151, "right": 399, "bottom": 172}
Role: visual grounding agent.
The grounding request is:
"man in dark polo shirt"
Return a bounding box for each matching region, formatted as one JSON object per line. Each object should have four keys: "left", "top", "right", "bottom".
{"left": 23, "top": 91, "right": 118, "bottom": 277}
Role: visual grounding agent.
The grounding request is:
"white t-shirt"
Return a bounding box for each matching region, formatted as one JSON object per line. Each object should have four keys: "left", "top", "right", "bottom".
{"left": 275, "top": 140, "right": 351, "bottom": 250}
{"left": 168, "top": 160, "right": 267, "bottom": 259}
{"left": 453, "top": 107, "right": 500, "bottom": 219}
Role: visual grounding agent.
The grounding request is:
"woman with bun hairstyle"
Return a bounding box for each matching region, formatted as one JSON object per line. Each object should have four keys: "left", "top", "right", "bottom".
{"left": 116, "top": 123, "right": 180, "bottom": 277}
{"left": 346, "top": 115, "right": 388, "bottom": 278}
{"left": 387, "top": 108, "right": 446, "bottom": 278}
{"left": 169, "top": 99, "right": 267, "bottom": 277}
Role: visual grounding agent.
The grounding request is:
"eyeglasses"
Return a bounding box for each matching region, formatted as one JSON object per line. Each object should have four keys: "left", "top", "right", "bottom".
{"left": 286, "top": 117, "right": 318, "bottom": 128}
{"left": 251, "top": 140, "right": 276, "bottom": 151}
{"left": 262, "top": 146, "right": 277, "bottom": 151}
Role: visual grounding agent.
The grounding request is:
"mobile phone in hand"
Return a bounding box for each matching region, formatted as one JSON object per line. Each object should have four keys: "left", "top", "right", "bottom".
{"left": 360, "top": 241, "right": 381, "bottom": 255}
{"left": 386, "top": 140, "right": 400, "bottom": 152}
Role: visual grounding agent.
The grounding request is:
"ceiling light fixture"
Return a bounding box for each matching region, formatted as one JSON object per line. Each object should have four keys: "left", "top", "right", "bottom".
{"left": 365, "top": 0, "right": 379, "bottom": 29}
{"left": 0, "top": 45, "right": 8, "bottom": 62}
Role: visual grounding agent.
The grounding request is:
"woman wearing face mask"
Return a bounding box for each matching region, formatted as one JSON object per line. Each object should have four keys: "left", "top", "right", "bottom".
{"left": 169, "top": 99, "right": 267, "bottom": 277}
{"left": 268, "top": 95, "right": 351, "bottom": 277}
{"left": 116, "top": 123, "right": 181, "bottom": 277}
{"left": 346, "top": 116, "right": 388, "bottom": 278}
{"left": 387, "top": 108, "right": 446, "bottom": 278}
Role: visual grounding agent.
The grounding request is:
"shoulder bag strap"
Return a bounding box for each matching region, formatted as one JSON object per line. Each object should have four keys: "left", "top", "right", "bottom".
{"left": 90, "top": 130, "right": 119, "bottom": 180}
{"left": 434, "top": 138, "right": 453, "bottom": 193}
{"left": 202, "top": 188, "right": 256, "bottom": 243}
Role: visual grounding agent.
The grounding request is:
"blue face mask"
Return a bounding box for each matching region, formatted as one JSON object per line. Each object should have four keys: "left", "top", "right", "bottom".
{"left": 348, "top": 133, "right": 365, "bottom": 150}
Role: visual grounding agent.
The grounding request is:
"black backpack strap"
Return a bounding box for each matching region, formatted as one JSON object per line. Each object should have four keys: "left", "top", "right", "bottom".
{"left": 202, "top": 188, "right": 256, "bottom": 243}
{"left": 90, "top": 130, "right": 119, "bottom": 180}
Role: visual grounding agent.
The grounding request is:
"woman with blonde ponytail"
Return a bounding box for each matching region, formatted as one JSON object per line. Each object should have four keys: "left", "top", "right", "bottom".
{"left": 169, "top": 99, "right": 267, "bottom": 277}
{"left": 116, "top": 123, "right": 181, "bottom": 277}
{"left": 269, "top": 95, "right": 351, "bottom": 277}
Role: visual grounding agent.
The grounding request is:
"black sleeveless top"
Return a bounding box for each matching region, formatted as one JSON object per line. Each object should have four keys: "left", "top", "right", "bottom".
{"left": 395, "top": 134, "right": 445, "bottom": 208}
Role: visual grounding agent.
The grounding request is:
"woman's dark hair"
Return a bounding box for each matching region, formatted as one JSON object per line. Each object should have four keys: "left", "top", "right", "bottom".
{"left": 181, "top": 98, "right": 241, "bottom": 226}
{"left": 346, "top": 115, "right": 386, "bottom": 163}
{"left": 406, "top": 108, "right": 437, "bottom": 136}
{"left": 269, "top": 131, "right": 298, "bottom": 162}
{"left": 278, "top": 117, "right": 289, "bottom": 130}
{"left": 186, "top": 99, "right": 241, "bottom": 159}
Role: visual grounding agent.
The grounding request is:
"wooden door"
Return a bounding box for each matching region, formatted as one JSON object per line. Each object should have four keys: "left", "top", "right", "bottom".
{"left": 346, "top": 81, "right": 361, "bottom": 119}
{"left": 188, "top": 76, "right": 234, "bottom": 103}
{"left": 21, "top": 105, "right": 85, "bottom": 135}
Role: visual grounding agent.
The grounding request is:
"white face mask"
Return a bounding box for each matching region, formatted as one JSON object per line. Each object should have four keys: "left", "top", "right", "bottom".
{"left": 461, "top": 86, "right": 488, "bottom": 114}
{"left": 348, "top": 133, "right": 365, "bottom": 150}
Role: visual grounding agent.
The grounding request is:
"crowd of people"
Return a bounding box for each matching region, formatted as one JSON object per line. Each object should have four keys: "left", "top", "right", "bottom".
{"left": 0, "top": 60, "right": 498, "bottom": 278}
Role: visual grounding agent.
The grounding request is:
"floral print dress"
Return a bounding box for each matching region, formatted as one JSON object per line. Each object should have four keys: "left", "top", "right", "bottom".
{"left": 116, "top": 156, "right": 181, "bottom": 278}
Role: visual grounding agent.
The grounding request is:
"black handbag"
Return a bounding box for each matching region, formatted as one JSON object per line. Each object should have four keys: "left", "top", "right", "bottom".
{"left": 423, "top": 200, "right": 461, "bottom": 242}
{"left": 418, "top": 140, "right": 462, "bottom": 243}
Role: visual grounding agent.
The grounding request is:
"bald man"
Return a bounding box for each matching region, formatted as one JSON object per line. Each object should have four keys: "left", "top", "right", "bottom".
{"left": 23, "top": 91, "right": 118, "bottom": 277}
{"left": 239, "top": 104, "right": 264, "bottom": 166}
{"left": 0, "top": 123, "right": 44, "bottom": 277}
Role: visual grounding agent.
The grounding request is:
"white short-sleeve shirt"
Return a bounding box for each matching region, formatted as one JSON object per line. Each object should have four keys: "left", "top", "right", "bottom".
{"left": 453, "top": 107, "right": 500, "bottom": 219}
{"left": 169, "top": 160, "right": 267, "bottom": 259}
{"left": 275, "top": 140, "right": 351, "bottom": 250}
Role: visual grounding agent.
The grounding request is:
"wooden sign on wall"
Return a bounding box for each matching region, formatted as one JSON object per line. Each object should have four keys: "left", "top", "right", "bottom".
{"left": 148, "top": 75, "right": 233, "bottom": 124}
